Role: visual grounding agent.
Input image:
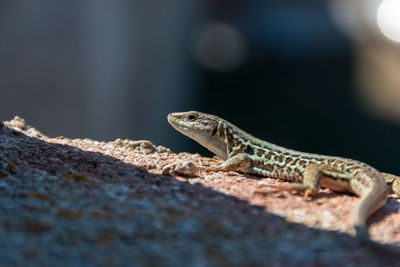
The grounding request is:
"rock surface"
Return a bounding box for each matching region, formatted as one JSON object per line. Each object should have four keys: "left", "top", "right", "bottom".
{"left": 0, "top": 116, "right": 399, "bottom": 266}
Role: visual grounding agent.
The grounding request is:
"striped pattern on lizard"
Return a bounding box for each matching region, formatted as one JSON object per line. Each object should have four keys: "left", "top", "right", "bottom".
{"left": 167, "top": 111, "right": 400, "bottom": 240}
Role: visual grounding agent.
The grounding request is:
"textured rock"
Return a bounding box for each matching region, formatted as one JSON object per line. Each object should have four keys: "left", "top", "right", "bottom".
{"left": 0, "top": 116, "right": 399, "bottom": 266}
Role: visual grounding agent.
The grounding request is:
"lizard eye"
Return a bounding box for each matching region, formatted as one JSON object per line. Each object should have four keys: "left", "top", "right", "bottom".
{"left": 188, "top": 114, "right": 196, "bottom": 121}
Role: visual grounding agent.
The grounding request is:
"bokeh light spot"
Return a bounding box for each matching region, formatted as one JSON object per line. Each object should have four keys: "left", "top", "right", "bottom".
{"left": 377, "top": 0, "right": 400, "bottom": 43}
{"left": 192, "top": 22, "right": 247, "bottom": 72}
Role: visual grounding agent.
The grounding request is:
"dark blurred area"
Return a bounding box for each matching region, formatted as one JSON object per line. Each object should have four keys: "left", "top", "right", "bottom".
{"left": 1, "top": 0, "right": 400, "bottom": 173}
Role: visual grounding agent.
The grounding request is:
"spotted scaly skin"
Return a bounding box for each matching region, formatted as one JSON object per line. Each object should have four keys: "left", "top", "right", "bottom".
{"left": 168, "top": 111, "right": 400, "bottom": 240}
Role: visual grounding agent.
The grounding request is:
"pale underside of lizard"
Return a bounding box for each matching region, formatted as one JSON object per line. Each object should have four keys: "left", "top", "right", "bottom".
{"left": 167, "top": 111, "right": 400, "bottom": 240}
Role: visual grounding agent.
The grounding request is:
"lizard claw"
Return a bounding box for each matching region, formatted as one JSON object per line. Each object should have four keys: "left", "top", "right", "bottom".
{"left": 304, "top": 189, "right": 313, "bottom": 200}
{"left": 256, "top": 184, "right": 317, "bottom": 200}
{"left": 197, "top": 165, "right": 223, "bottom": 172}
{"left": 255, "top": 183, "right": 298, "bottom": 195}
{"left": 254, "top": 188, "right": 285, "bottom": 195}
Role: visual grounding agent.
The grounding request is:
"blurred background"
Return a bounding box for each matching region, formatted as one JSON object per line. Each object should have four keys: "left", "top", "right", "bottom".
{"left": 1, "top": 0, "right": 400, "bottom": 173}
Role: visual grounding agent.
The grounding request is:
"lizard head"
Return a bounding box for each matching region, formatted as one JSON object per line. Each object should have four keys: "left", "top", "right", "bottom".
{"left": 167, "top": 111, "right": 219, "bottom": 140}
{"left": 167, "top": 111, "right": 228, "bottom": 159}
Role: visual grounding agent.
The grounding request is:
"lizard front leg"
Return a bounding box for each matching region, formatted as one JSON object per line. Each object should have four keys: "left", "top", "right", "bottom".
{"left": 198, "top": 153, "right": 252, "bottom": 172}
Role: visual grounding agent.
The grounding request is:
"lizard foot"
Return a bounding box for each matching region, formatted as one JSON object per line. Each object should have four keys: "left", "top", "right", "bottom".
{"left": 255, "top": 183, "right": 317, "bottom": 200}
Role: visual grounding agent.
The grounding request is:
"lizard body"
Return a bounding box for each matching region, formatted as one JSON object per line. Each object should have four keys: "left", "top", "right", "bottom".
{"left": 167, "top": 111, "right": 400, "bottom": 239}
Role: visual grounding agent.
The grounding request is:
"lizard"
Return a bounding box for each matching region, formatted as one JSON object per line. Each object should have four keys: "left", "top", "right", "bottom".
{"left": 167, "top": 111, "right": 400, "bottom": 240}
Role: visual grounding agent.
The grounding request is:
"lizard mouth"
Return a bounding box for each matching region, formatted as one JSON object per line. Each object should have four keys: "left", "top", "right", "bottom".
{"left": 168, "top": 115, "right": 186, "bottom": 130}
{"left": 167, "top": 114, "right": 194, "bottom": 136}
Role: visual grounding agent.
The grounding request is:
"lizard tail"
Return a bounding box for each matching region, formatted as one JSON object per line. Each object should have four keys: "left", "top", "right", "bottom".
{"left": 352, "top": 174, "right": 388, "bottom": 240}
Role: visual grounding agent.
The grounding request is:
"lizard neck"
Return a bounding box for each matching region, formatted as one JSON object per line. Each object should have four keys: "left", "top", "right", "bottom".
{"left": 216, "top": 119, "right": 299, "bottom": 159}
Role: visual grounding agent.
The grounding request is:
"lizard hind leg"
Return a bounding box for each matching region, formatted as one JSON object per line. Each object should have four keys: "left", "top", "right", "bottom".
{"left": 292, "top": 163, "right": 322, "bottom": 199}
{"left": 393, "top": 178, "right": 400, "bottom": 196}
{"left": 381, "top": 172, "right": 400, "bottom": 196}
{"left": 257, "top": 163, "right": 323, "bottom": 199}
